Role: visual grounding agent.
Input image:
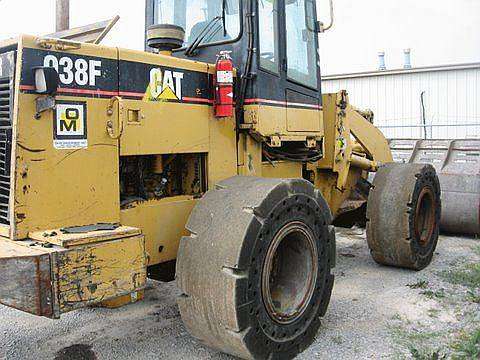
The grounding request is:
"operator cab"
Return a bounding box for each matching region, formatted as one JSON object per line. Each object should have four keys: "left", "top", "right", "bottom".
{"left": 145, "top": 0, "right": 323, "bottom": 121}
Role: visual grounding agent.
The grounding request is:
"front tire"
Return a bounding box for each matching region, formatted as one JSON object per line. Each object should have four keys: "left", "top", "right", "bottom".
{"left": 366, "top": 163, "right": 441, "bottom": 270}
{"left": 176, "top": 176, "right": 335, "bottom": 359}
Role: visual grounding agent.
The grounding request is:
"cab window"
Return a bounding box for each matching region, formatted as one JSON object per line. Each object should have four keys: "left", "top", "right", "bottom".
{"left": 285, "top": 0, "right": 318, "bottom": 88}
{"left": 154, "top": 0, "right": 241, "bottom": 47}
{"left": 258, "top": 0, "right": 280, "bottom": 74}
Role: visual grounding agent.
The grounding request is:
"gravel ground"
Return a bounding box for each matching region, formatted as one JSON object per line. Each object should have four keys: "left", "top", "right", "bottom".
{"left": 0, "top": 228, "right": 478, "bottom": 360}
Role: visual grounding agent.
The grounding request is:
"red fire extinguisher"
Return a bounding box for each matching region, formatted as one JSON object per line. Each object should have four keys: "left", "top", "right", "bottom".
{"left": 214, "top": 51, "right": 234, "bottom": 118}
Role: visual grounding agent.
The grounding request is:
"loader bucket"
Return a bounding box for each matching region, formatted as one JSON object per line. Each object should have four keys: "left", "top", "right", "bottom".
{"left": 389, "top": 139, "right": 480, "bottom": 236}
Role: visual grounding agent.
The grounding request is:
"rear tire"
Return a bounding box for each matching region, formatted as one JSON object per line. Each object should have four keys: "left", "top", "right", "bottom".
{"left": 176, "top": 176, "right": 335, "bottom": 359}
{"left": 366, "top": 163, "right": 441, "bottom": 270}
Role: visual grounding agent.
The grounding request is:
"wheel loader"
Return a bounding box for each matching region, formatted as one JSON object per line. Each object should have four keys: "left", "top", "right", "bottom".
{"left": 0, "top": 0, "right": 441, "bottom": 359}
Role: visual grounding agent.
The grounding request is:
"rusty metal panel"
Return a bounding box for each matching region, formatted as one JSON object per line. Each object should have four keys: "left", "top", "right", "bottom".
{"left": 52, "top": 234, "right": 147, "bottom": 315}
{"left": 0, "top": 230, "right": 147, "bottom": 318}
{"left": 0, "top": 241, "right": 53, "bottom": 317}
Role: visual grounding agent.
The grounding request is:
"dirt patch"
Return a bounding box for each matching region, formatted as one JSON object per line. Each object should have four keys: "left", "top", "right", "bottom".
{"left": 0, "top": 228, "right": 478, "bottom": 359}
{"left": 386, "top": 242, "right": 480, "bottom": 359}
{"left": 54, "top": 344, "right": 97, "bottom": 360}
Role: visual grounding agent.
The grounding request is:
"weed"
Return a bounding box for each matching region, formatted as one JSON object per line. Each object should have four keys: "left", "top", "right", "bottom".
{"left": 407, "top": 280, "right": 429, "bottom": 289}
{"left": 331, "top": 335, "right": 343, "bottom": 345}
{"left": 389, "top": 322, "right": 447, "bottom": 359}
{"left": 473, "top": 245, "right": 480, "bottom": 257}
{"left": 439, "top": 263, "right": 480, "bottom": 289}
{"left": 466, "top": 289, "right": 480, "bottom": 304}
{"left": 427, "top": 308, "right": 441, "bottom": 318}
{"left": 451, "top": 328, "right": 480, "bottom": 360}
{"left": 409, "top": 346, "right": 447, "bottom": 360}
{"left": 390, "top": 324, "right": 443, "bottom": 345}
{"left": 421, "top": 288, "right": 446, "bottom": 300}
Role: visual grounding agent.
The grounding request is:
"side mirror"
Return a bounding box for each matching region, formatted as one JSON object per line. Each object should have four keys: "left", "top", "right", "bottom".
{"left": 316, "top": 0, "right": 334, "bottom": 33}
{"left": 32, "top": 66, "right": 59, "bottom": 95}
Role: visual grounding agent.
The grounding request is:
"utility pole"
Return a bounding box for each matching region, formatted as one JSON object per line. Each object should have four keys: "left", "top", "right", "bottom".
{"left": 56, "top": 0, "right": 70, "bottom": 32}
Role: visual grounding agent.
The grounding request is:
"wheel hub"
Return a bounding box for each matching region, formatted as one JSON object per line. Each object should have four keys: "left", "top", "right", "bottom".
{"left": 261, "top": 221, "right": 318, "bottom": 324}
{"left": 415, "top": 187, "right": 436, "bottom": 247}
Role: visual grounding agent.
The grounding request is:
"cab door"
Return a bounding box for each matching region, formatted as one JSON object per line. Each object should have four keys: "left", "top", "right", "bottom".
{"left": 255, "top": 0, "right": 285, "bottom": 134}
{"left": 282, "top": 0, "right": 322, "bottom": 132}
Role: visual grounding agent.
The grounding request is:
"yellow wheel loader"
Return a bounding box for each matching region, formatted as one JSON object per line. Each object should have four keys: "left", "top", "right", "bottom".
{"left": 0, "top": 0, "right": 441, "bottom": 358}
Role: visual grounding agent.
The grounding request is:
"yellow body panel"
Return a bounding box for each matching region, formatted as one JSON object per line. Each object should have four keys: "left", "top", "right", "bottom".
{"left": 238, "top": 133, "right": 262, "bottom": 176}
{"left": 244, "top": 104, "right": 324, "bottom": 143}
{"left": 0, "top": 226, "right": 8, "bottom": 238}
{"left": 262, "top": 161, "right": 303, "bottom": 179}
{"left": 120, "top": 100, "right": 210, "bottom": 156}
{"left": 207, "top": 111, "right": 238, "bottom": 188}
{"left": 9, "top": 35, "right": 238, "bottom": 254}
{"left": 117, "top": 49, "right": 213, "bottom": 156}
{"left": 120, "top": 196, "right": 197, "bottom": 265}
{"left": 286, "top": 107, "right": 322, "bottom": 133}
{"left": 13, "top": 94, "right": 120, "bottom": 239}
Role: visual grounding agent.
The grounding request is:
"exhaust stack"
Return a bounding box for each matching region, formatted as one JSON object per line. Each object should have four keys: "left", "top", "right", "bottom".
{"left": 404, "top": 48, "right": 412, "bottom": 69}
{"left": 56, "top": 0, "right": 70, "bottom": 32}
{"left": 378, "top": 51, "right": 386, "bottom": 71}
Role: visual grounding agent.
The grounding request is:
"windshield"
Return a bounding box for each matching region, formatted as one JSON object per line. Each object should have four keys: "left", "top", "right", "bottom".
{"left": 154, "top": 0, "right": 241, "bottom": 48}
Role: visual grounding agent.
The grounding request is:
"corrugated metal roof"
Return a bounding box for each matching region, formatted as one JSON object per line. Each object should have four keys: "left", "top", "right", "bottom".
{"left": 323, "top": 62, "right": 480, "bottom": 80}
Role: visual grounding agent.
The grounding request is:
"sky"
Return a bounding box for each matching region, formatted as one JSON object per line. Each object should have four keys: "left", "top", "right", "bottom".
{"left": 0, "top": 0, "right": 479, "bottom": 75}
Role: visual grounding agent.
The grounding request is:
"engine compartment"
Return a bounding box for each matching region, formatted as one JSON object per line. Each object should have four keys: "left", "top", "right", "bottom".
{"left": 120, "top": 153, "right": 207, "bottom": 208}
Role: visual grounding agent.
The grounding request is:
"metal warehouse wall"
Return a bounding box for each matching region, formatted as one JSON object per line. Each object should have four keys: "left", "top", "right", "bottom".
{"left": 322, "top": 64, "right": 480, "bottom": 139}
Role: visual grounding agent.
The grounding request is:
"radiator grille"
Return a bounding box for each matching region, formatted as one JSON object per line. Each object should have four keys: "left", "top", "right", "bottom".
{"left": 0, "top": 72, "right": 13, "bottom": 225}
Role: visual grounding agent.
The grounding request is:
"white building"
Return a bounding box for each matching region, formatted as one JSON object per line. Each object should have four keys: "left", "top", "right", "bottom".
{"left": 322, "top": 62, "right": 480, "bottom": 139}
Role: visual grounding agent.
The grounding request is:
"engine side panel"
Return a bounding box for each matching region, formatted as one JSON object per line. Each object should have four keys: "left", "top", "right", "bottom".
{"left": 14, "top": 38, "right": 121, "bottom": 239}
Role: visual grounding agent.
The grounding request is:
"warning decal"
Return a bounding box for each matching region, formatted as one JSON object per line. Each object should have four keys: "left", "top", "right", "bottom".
{"left": 53, "top": 101, "right": 88, "bottom": 149}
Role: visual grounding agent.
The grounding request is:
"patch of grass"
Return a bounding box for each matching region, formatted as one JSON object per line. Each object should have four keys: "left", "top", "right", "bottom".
{"left": 390, "top": 323, "right": 447, "bottom": 359}
{"left": 472, "top": 245, "right": 480, "bottom": 257}
{"left": 408, "top": 347, "right": 447, "bottom": 360}
{"left": 390, "top": 251, "right": 480, "bottom": 359}
{"left": 407, "top": 280, "right": 429, "bottom": 289}
{"left": 466, "top": 289, "right": 480, "bottom": 304}
{"left": 390, "top": 324, "right": 443, "bottom": 345}
{"left": 451, "top": 328, "right": 480, "bottom": 360}
{"left": 427, "top": 308, "right": 441, "bottom": 318}
{"left": 439, "top": 263, "right": 480, "bottom": 289}
{"left": 421, "top": 288, "right": 446, "bottom": 300}
{"left": 331, "top": 335, "right": 343, "bottom": 345}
